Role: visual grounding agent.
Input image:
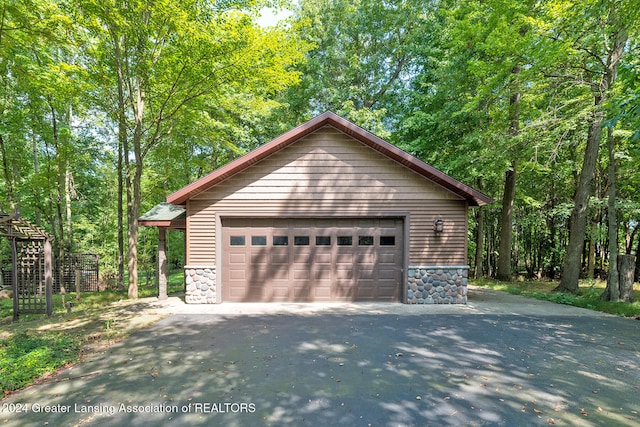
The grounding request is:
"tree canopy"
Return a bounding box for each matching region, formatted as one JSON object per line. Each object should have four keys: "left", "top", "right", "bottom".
{"left": 1, "top": 0, "right": 639, "bottom": 296}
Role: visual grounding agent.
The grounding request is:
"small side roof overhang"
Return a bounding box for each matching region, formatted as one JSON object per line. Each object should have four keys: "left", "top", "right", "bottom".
{"left": 138, "top": 203, "right": 186, "bottom": 229}
{"left": 166, "top": 111, "right": 493, "bottom": 207}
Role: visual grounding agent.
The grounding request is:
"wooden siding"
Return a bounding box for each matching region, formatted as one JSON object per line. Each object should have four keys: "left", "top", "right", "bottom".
{"left": 187, "top": 126, "right": 468, "bottom": 266}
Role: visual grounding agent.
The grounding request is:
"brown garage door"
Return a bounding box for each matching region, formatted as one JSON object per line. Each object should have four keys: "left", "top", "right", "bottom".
{"left": 222, "top": 218, "right": 403, "bottom": 302}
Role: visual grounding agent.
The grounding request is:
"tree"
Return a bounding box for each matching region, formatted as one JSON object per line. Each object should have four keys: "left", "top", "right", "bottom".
{"left": 0, "top": 0, "right": 86, "bottom": 259}
{"left": 401, "top": 0, "right": 550, "bottom": 279}
{"left": 77, "top": 0, "right": 305, "bottom": 298}
{"left": 601, "top": 127, "right": 619, "bottom": 300}
{"left": 556, "top": 1, "right": 631, "bottom": 293}
{"left": 283, "top": 0, "right": 430, "bottom": 132}
{"left": 0, "top": 0, "right": 49, "bottom": 214}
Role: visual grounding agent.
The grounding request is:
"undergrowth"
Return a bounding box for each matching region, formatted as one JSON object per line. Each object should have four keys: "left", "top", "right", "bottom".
{"left": 475, "top": 278, "right": 640, "bottom": 317}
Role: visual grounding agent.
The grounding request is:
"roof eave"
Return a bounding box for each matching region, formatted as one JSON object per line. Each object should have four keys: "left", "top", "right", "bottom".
{"left": 324, "top": 115, "right": 494, "bottom": 206}
{"left": 167, "top": 112, "right": 336, "bottom": 205}
{"left": 138, "top": 219, "right": 186, "bottom": 229}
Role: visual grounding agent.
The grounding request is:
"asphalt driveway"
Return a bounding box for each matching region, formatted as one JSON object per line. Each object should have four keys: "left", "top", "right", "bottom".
{"left": 2, "top": 288, "right": 639, "bottom": 426}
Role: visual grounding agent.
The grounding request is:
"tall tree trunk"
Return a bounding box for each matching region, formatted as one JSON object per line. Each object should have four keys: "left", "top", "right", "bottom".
{"left": 0, "top": 134, "right": 15, "bottom": 213}
{"left": 117, "top": 140, "right": 125, "bottom": 291}
{"left": 127, "top": 79, "right": 145, "bottom": 299}
{"left": 474, "top": 183, "right": 485, "bottom": 279}
{"left": 65, "top": 106, "right": 74, "bottom": 252}
{"left": 557, "top": 27, "right": 627, "bottom": 293}
{"left": 47, "top": 98, "right": 66, "bottom": 259}
{"left": 124, "top": 145, "right": 137, "bottom": 298}
{"left": 126, "top": 162, "right": 141, "bottom": 299}
{"left": 32, "top": 130, "right": 40, "bottom": 224}
{"left": 64, "top": 106, "right": 75, "bottom": 252}
{"left": 558, "top": 110, "right": 604, "bottom": 292}
{"left": 587, "top": 176, "right": 602, "bottom": 279}
{"left": 635, "top": 237, "right": 640, "bottom": 283}
{"left": 587, "top": 212, "right": 598, "bottom": 279}
{"left": 124, "top": 143, "right": 136, "bottom": 298}
{"left": 65, "top": 167, "right": 73, "bottom": 252}
{"left": 126, "top": 151, "right": 144, "bottom": 299}
{"left": 113, "top": 28, "right": 126, "bottom": 292}
{"left": 601, "top": 127, "right": 619, "bottom": 301}
{"left": 617, "top": 255, "right": 635, "bottom": 302}
{"left": 497, "top": 164, "right": 517, "bottom": 280}
{"left": 496, "top": 64, "right": 521, "bottom": 281}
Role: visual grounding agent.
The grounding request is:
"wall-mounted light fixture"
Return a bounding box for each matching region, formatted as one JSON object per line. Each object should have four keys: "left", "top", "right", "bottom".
{"left": 433, "top": 218, "right": 444, "bottom": 233}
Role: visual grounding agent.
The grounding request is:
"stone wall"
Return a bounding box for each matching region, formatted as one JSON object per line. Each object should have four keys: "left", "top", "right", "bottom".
{"left": 406, "top": 266, "right": 469, "bottom": 304}
{"left": 184, "top": 266, "right": 217, "bottom": 303}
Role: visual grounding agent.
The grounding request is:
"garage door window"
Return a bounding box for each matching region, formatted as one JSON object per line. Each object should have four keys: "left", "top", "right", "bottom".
{"left": 337, "top": 236, "right": 353, "bottom": 246}
{"left": 294, "top": 236, "right": 310, "bottom": 246}
{"left": 358, "top": 236, "right": 374, "bottom": 246}
{"left": 380, "top": 236, "right": 396, "bottom": 246}
{"left": 230, "top": 236, "right": 245, "bottom": 246}
{"left": 273, "top": 236, "right": 289, "bottom": 246}
{"left": 316, "top": 236, "right": 331, "bottom": 246}
{"left": 251, "top": 236, "right": 267, "bottom": 246}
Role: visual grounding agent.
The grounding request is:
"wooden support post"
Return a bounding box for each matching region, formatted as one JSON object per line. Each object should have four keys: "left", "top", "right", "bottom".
{"left": 45, "top": 239, "right": 53, "bottom": 316}
{"left": 11, "top": 237, "right": 18, "bottom": 322}
{"left": 75, "top": 268, "right": 81, "bottom": 300}
{"left": 158, "top": 227, "right": 167, "bottom": 300}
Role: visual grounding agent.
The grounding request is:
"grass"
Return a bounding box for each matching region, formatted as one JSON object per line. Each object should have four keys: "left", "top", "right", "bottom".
{"left": 474, "top": 278, "right": 640, "bottom": 317}
{"left": 0, "top": 271, "right": 184, "bottom": 397}
{"left": 0, "top": 270, "right": 184, "bottom": 319}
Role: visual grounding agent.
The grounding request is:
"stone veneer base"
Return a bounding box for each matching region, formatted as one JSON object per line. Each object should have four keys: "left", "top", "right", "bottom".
{"left": 184, "top": 266, "right": 217, "bottom": 303}
{"left": 182, "top": 264, "right": 468, "bottom": 305}
{"left": 407, "top": 266, "right": 469, "bottom": 304}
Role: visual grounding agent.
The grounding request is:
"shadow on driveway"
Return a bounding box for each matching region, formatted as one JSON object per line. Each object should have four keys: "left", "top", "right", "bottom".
{"left": 2, "top": 293, "right": 639, "bottom": 426}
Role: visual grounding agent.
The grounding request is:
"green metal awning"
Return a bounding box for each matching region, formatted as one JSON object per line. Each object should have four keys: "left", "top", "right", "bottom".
{"left": 138, "top": 203, "right": 186, "bottom": 228}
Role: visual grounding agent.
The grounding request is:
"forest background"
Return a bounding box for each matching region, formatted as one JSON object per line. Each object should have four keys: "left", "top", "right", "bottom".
{"left": 1, "top": 0, "right": 639, "bottom": 300}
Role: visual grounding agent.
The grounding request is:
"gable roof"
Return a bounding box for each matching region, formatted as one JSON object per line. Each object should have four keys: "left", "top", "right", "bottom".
{"left": 167, "top": 111, "right": 493, "bottom": 206}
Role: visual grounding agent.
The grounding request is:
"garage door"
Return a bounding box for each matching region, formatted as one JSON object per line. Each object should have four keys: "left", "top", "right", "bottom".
{"left": 222, "top": 218, "right": 403, "bottom": 302}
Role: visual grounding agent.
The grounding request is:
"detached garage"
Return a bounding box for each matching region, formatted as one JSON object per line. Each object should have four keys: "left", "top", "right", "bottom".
{"left": 140, "top": 111, "right": 492, "bottom": 304}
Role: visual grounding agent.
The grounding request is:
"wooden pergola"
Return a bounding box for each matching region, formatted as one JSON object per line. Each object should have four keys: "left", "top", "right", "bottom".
{"left": 0, "top": 213, "right": 54, "bottom": 320}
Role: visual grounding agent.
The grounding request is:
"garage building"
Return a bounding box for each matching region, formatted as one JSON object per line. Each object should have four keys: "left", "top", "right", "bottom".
{"left": 140, "top": 112, "right": 492, "bottom": 304}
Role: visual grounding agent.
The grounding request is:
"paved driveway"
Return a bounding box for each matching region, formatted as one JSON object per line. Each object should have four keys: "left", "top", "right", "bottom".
{"left": 2, "top": 288, "right": 639, "bottom": 426}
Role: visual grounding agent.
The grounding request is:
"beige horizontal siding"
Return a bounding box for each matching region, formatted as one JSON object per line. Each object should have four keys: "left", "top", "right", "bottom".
{"left": 187, "top": 126, "right": 468, "bottom": 266}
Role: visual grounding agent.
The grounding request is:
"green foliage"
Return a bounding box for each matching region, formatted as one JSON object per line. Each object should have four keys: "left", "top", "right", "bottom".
{"left": 0, "top": 298, "right": 12, "bottom": 321}
{"left": 0, "top": 332, "right": 81, "bottom": 393}
{"left": 281, "top": 0, "right": 431, "bottom": 132}
{"left": 0, "top": 274, "right": 184, "bottom": 396}
{"left": 399, "top": 0, "right": 640, "bottom": 281}
{"left": 75, "top": 0, "right": 309, "bottom": 295}
{"left": 0, "top": 0, "right": 308, "bottom": 286}
{"left": 1, "top": 0, "right": 640, "bottom": 289}
{"left": 476, "top": 279, "right": 640, "bottom": 317}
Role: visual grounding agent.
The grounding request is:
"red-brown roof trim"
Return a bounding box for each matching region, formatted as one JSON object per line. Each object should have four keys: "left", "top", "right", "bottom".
{"left": 137, "top": 220, "right": 186, "bottom": 229}
{"left": 167, "top": 111, "right": 493, "bottom": 206}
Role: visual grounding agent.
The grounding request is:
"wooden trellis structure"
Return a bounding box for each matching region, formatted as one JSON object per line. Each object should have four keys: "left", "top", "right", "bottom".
{"left": 56, "top": 254, "right": 100, "bottom": 293}
{"left": 0, "top": 213, "right": 54, "bottom": 321}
